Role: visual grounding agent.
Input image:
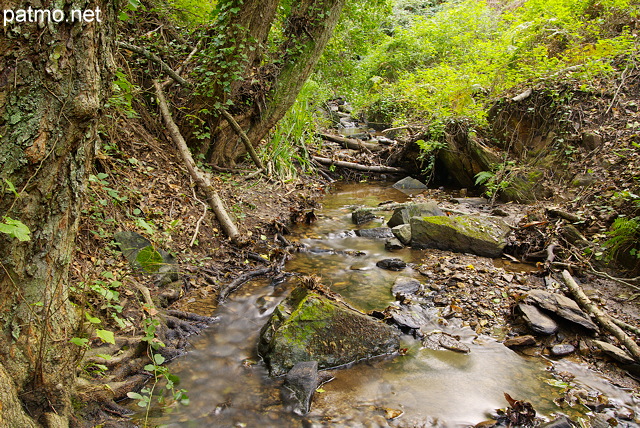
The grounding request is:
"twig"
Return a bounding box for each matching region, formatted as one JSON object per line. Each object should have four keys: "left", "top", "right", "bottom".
{"left": 605, "top": 61, "right": 634, "bottom": 116}
{"left": 570, "top": 250, "right": 640, "bottom": 291}
{"left": 317, "top": 133, "right": 383, "bottom": 152}
{"left": 381, "top": 125, "right": 420, "bottom": 134}
{"left": 611, "top": 317, "right": 640, "bottom": 336}
{"left": 189, "top": 179, "right": 208, "bottom": 247}
{"left": 134, "top": 283, "right": 155, "bottom": 309}
{"left": 561, "top": 270, "right": 640, "bottom": 363}
{"left": 218, "top": 108, "right": 265, "bottom": 171}
{"left": 117, "top": 41, "right": 189, "bottom": 87}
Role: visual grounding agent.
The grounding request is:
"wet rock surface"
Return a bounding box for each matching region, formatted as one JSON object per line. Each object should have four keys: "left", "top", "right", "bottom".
{"left": 391, "top": 276, "right": 422, "bottom": 299}
{"left": 387, "top": 201, "right": 444, "bottom": 228}
{"left": 391, "top": 224, "right": 412, "bottom": 245}
{"left": 258, "top": 286, "right": 400, "bottom": 376}
{"left": 376, "top": 258, "right": 407, "bottom": 271}
{"left": 351, "top": 209, "right": 376, "bottom": 225}
{"left": 282, "top": 361, "right": 319, "bottom": 415}
{"left": 355, "top": 227, "right": 394, "bottom": 239}
{"left": 410, "top": 215, "right": 512, "bottom": 257}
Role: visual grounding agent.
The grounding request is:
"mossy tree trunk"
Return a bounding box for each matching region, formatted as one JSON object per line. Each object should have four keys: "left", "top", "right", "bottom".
{"left": 190, "top": 0, "right": 346, "bottom": 167}
{"left": 0, "top": 1, "right": 113, "bottom": 426}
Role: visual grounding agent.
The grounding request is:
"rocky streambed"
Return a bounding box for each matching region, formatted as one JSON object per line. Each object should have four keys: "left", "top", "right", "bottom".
{"left": 137, "top": 181, "right": 640, "bottom": 427}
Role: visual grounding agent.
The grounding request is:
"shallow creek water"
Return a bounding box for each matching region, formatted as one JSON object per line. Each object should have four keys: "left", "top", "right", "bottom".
{"left": 139, "top": 182, "right": 639, "bottom": 427}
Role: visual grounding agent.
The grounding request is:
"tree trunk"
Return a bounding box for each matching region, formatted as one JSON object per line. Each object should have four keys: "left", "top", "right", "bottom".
{"left": 0, "top": 1, "right": 113, "bottom": 425}
{"left": 205, "top": 0, "right": 346, "bottom": 166}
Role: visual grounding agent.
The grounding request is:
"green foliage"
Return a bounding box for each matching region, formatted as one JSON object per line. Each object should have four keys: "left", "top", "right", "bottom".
{"left": 0, "top": 179, "right": 30, "bottom": 241}
{"left": 605, "top": 215, "right": 640, "bottom": 261}
{"left": 261, "top": 79, "right": 328, "bottom": 180}
{"left": 193, "top": 1, "right": 247, "bottom": 102}
{"left": 0, "top": 216, "right": 31, "bottom": 241}
{"left": 118, "top": 0, "right": 143, "bottom": 22}
{"left": 128, "top": 316, "right": 189, "bottom": 426}
{"left": 319, "top": 0, "right": 638, "bottom": 134}
{"left": 136, "top": 245, "right": 164, "bottom": 273}
{"left": 106, "top": 71, "right": 140, "bottom": 119}
{"left": 474, "top": 161, "right": 516, "bottom": 201}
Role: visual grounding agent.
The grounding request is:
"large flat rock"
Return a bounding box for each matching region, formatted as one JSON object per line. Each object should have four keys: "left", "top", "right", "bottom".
{"left": 410, "top": 215, "right": 511, "bottom": 257}
{"left": 387, "top": 202, "right": 444, "bottom": 228}
{"left": 258, "top": 287, "right": 400, "bottom": 376}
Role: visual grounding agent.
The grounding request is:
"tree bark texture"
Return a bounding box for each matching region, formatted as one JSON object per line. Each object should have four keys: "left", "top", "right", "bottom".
{"left": 0, "top": 1, "right": 113, "bottom": 425}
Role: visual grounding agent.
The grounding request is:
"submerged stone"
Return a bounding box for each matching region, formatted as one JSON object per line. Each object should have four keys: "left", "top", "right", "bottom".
{"left": 352, "top": 209, "right": 376, "bottom": 225}
{"left": 391, "top": 277, "right": 421, "bottom": 299}
{"left": 355, "top": 227, "right": 394, "bottom": 239}
{"left": 392, "top": 177, "right": 428, "bottom": 191}
{"left": 282, "top": 361, "right": 319, "bottom": 415}
{"left": 258, "top": 287, "right": 400, "bottom": 376}
{"left": 387, "top": 202, "right": 444, "bottom": 228}
{"left": 410, "top": 215, "right": 512, "bottom": 258}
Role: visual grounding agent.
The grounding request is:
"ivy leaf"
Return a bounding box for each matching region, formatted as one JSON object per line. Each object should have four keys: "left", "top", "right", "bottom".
{"left": 70, "top": 337, "right": 89, "bottom": 347}
{"left": 0, "top": 217, "right": 31, "bottom": 241}
{"left": 85, "top": 313, "right": 101, "bottom": 324}
{"left": 96, "top": 329, "right": 115, "bottom": 344}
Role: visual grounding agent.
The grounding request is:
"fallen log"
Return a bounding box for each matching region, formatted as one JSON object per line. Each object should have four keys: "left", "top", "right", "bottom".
{"left": 318, "top": 133, "right": 383, "bottom": 152}
{"left": 561, "top": 270, "right": 640, "bottom": 363}
{"left": 311, "top": 156, "right": 406, "bottom": 174}
{"left": 154, "top": 80, "right": 241, "bottom": 244}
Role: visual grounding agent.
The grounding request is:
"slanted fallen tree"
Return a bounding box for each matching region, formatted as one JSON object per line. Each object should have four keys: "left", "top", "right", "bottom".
{"left": 154, "top": 80, "right": 242, "bottom": 244}
{"left": 561, "top": 270, "right": 640, "bottom": 363}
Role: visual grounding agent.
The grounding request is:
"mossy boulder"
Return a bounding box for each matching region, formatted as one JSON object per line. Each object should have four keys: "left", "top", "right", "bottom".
{"left": 387, "top": 202, "right": 444, "bottom": 228}
{"left": 258, "top": 287, "right": 400, "bottom": 376}
{"left": 410, "top": 215, "right": 511, "bottom": 257}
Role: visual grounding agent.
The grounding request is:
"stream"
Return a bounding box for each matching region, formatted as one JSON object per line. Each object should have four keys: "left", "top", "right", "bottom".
{"left": 137, "top": 182, "right": 639, "bottom": 427}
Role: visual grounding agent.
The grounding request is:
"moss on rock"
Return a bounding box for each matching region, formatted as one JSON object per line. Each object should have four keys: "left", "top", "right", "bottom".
{"left": 258, "top": 287, "right": 400, "bottom": 376}
{"left": 410, "top": 215, "right": 511, "bottom": 257}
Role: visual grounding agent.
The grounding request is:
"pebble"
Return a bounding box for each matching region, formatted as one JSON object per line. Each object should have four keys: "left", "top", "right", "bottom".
{"left": 551, "top": 344, "right": 576, "bottom": 357}
{"left": 504, "top": 335, "right": 537, "bottom": 348}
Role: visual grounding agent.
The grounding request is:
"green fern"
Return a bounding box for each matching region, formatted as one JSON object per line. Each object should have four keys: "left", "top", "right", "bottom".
{"left": 605, "top": 216, "right": 640, "bottom": 261}
{"left": 474, "top": 170, "right": 494, "bottom": 186}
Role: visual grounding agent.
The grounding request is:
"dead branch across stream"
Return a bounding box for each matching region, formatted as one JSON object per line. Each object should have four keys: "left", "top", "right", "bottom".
{"left": 318, "top": 133, "right": 383, "bottom": 152}
{"left": 312, "top": 156, "right": 406, "bottom": 174}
